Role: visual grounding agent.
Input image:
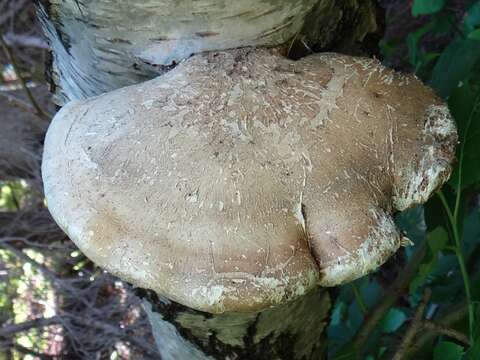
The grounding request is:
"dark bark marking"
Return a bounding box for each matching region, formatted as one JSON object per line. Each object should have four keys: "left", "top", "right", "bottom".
{"left": 135, "top": 288, "right": 325, "bottom": 359}
{"left": 195, "top": 31, "right": 220, "bottom": 38}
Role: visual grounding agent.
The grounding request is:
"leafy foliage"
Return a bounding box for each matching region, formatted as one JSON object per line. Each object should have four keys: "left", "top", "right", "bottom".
{"left": 433, "top": 342, "right": 465, "bottom": 360}
{"left": 412, "top": 0, "right": 447, "bottom": 16}
{"left": 328, "top": 1, "right": 480, "bottom": 358}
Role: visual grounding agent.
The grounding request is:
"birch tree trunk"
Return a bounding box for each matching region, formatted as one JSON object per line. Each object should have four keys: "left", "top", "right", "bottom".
{"left": 38, "top": 1, "right": 382, "bottom": 358}
{"left": 38, "top": 0, "right": 380, "bottom": 105}
{"left": 140, "top": 287, "right": 331, "bottom": 359}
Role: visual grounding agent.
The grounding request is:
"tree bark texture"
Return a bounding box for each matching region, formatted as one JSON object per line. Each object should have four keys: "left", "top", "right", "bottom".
{"left": 139, "top": 287, "right": 330, "bottom": 360}
{"left": 38, "top": 0, "right": 381, "bottom": 105}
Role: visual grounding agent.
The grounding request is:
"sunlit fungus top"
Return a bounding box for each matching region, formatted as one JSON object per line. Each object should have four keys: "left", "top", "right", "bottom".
{"left": 42, "top": 49, "right": 456, "bottom": 313}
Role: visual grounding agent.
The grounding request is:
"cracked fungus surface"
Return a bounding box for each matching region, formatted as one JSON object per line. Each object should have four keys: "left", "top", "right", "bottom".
{"left": 42, "top": 48, "right": 457, "bottom": 313}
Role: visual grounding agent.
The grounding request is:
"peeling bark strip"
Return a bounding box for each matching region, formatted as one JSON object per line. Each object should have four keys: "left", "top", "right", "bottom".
{"left": 139, "top": 287, "right": 330, "bottom": 360}
{"left": 37, "top": 0, "right": 380, "bottom": 105}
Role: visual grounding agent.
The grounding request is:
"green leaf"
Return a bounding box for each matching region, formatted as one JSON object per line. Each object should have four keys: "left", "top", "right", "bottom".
{"left": 328, "top": 300, "right": 358, "bottom": 355}
{"left": 466, "top": 340, "right": 480, "bottom": 360}
{"left": 381, "top": 308, "right": 407, "bottom": 333}
{"left": 465, "top": 305, "right": 480, "bottom": 359}
{"left": 448, "top": 83, "right": 480, "bottom": 189}
{"left": 407, "top": 20, "right": 441, "bottom": 68}
{"left": 330, "top": 337, "right": 358, "bottom": 360}
{"left": 331, "top": 345, "right": 357, "bottom": 360}
{"left": 448, "top": 82, "right": 478, "bottom": 141}
{"left": 396, "top": 206, "right": 427, "bottom": 245}
{"left": 406, "top": 13, "right": 454, "bottom": 76}
{"left": 412, "top": 0, "right": 446, "bottom": 16}
{"left": 409, "top": 227, "right": 449, "bottom": 293}
{"left": 462, "top": 207, "right": 480, "bottom": 258}
{"left": 424, "top": 188, "right": 458, "bottom": 232}
{"left": 330, "top": 301, "right": 346, "bottom": 326}
{"left": 469, "top": 29, "right": 480, "bottom": 40}
{"left": 431, "top": 39, "right": 480, "bottom": 98}
{"left": 433, "top": 341, "right": 464, "bottom": 360}
{"left": 427, "top": 226, "right": 449, "bottom": 252}
{"left": 464, "top": 2, "right": 480, "bottom": 33}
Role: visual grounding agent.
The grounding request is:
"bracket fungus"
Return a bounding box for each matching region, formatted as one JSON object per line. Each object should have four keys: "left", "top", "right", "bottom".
{"left": 42, "top": 48, "right": 456, "bottom": 314}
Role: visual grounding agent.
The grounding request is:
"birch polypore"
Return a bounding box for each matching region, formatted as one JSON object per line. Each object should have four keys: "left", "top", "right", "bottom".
{"left": 42, "top": 48, "right": 457, "bottom": 313}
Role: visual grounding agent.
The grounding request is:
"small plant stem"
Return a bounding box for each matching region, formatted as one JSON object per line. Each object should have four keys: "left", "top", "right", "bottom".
{"left": 407, "top": 300, "right": 468, "bottom": 356}
{"left": 437, "top": 190, "right": 474, "bottom": 340}
{"left": 421, "top": 320, "right": 470, "bottom": 346}
{"left": 453, "top": 149, "right": 464, "bottom": 223}
{"left": 391, "top": 288, "right": 431, "bottom": 360}
{"left": 454, "top": 93, "right": 480, "bottom": 222}
{"left": 352, "top": 283, "right": 368, "bottom": 315}
{"left": 353, "top": 239, "right": 428, "bottom": 352}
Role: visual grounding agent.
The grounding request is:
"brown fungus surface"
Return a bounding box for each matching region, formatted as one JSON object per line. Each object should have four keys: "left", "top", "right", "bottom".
{"left": 42, "top": 48, "right": 457, "bottom": 313}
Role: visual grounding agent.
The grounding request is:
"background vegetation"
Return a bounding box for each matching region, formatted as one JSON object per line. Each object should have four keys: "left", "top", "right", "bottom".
{"left": 329, "top": 0, "right": 480, "bottom": 359}
{"left": 0, "top": 2, "right": 158, "bottom": 359}
{"left": 0, "top": 0, "right": 479, "bottom": 359}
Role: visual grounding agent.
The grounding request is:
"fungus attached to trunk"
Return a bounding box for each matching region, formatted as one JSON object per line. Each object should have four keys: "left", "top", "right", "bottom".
{"left": 42, "top": 48, "right": 456, "bottom": 315}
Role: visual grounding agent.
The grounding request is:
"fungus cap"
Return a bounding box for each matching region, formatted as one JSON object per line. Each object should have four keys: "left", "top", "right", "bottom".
{"left": 42, "top": 49, "right": 457, "bottom": 313}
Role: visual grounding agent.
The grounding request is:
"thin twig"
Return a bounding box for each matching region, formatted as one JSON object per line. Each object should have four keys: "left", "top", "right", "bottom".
{"left": 407, "top": 300, "right": 468, "bottom": 356}
{"left": 391, "top": 288, "right": 432, "bottom": 360}
{"left": 438, "top": 190, "right": 474, "bottom": 340}
{"left": 0, "top": 316, "right": 61, "bottom": 338}
{"left": 64, "top": 314, "right": 159, "bottom": 357}
{"left": 0, "top": 240, "right": 93, "bottom": 303}
{"left": 422, "top": 320, "right": 470, "bottom": 346}
{"left": 3, "top": 32, "right": 49, "bottom": 50}
{"left": 0, "top": 91, "right": 47, "bottom": 129}
{"left": 0, "top": 314, "right": 157, "bottom": 358}
{"left": 0, "top": 0, "right": 28, "bottom": 26}
{"left": 0, "top": 240, "right": 60, "bottom": 281}
{"left": 7, "top": 343, "right": 55, "bottom": 360}
{"left": 352, "top": 283, "right": 368, "bottom": 315}
{"left": 0, "top": 33, "right": 50, "bottom": 122}
{"left": 353, "top": 238, "right": 428, "bottom": 351}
